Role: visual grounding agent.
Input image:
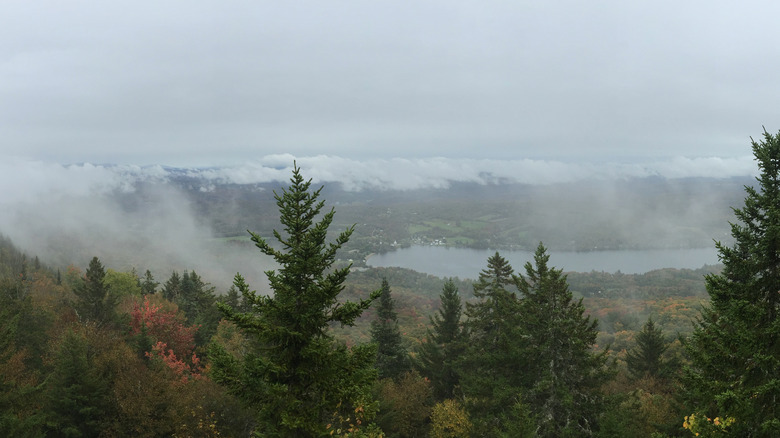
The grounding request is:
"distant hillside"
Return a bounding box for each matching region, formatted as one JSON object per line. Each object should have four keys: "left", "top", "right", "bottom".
{"left": 168, "top": 174, "right": 748, "bottom": 253}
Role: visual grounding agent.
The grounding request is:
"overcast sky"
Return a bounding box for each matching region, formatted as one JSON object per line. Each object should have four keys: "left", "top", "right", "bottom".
{"left": 2, "top": 1, "right": 779, "bottom": 168}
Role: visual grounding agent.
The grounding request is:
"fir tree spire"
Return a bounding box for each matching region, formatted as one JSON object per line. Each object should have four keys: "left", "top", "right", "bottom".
{"left": 625, "top": 317, "right": 668, "bottom": 379}
{"left": 415, "top": 278, "right": 466, "bottom": 400}
{"left": 458, "top": 252, "right": 528, "bottom": 435}
{"left": 210, "top": 163, "right": 380, "bottom": 437}
{"left": 370, "top": 277, "right": 409, "bottom": 380}
{"left": 516, "top": 242, "right": 611, "bottom": 437}
{"left": 73, "top": 257, "right": 117, "bottom": 327}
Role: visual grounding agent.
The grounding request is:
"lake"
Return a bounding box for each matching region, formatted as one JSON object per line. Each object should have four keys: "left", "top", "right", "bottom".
{"left": 365, "top": 245, "right": 720, "bottom": 279}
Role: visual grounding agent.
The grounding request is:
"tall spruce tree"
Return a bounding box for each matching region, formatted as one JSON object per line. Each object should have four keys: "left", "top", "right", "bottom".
{"left": 415, "top": 278, "right": 466, "bottom": 400}
{"left": 684, "top": 129, "right": 780, "bottom": 436}
{"left": 625, "top": 318, "right": 668, "bottom": 380}
{"left": 161, "top": 271, "right": 181, "bottom": 302}
{"left": 370, "top": 278, "right": 409, "bottom": 380}
{"left": 209, "top": 164, "right": 380, "bottom": 437}
{"left": 73, "top": 257, "right": 117, "bottom": 327}
{"left": 140, "top": 269, "right": 158, "bottom": 295}
{"left": 463, "top": 252, "right": 518, "bottom": 347}
{"left": 516, "top": 243, "right": 610, "bottom": 437}
{"left": 178, "top": 270, "right": 220, "bottom": 346}
{"left": 458, "top": 252, "right": 531, "bottom": 436}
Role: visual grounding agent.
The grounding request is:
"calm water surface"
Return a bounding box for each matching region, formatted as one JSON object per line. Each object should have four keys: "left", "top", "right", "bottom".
{"left": 365, "top": 246, "right": 719, "bottom": 279}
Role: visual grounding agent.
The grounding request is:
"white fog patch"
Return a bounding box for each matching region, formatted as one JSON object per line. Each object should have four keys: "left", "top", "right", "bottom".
{"left": 0, "top": 159, "right": 121, "bottom": 203}
{"left": 649, "top": 156, "right": 757, "bottom": 179}
{"left": 0, "top": 160, "right": 272, "bottom": 290}
{"left": 0, "top": 160, "right": 178, "bottom": 205}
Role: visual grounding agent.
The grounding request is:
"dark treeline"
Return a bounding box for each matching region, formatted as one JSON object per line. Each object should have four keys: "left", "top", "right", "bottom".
{"left": 3, "top": 132, "right": 780, "bottom": 436}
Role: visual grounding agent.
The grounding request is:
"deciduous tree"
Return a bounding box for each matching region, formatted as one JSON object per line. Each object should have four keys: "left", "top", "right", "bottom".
{"left": 129, "top": 296, "right": 202, "bottom": 381}
{"left": 104, "top": 269, "right": 142, "bottom": 298}
{"left": 376, "top": 370, "right": 433, "bottom": 437}
{"left": 430, "top": 399, "right": 472, "bottom": 438}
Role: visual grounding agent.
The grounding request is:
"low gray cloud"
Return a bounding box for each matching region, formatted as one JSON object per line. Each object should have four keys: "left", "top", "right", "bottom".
{"left": 2, "top": 1, "right": 780, "bottom": 165}
{"left": 1, "top": 155, "right": 758, "bottom": 202}
{"left": 198, "top": 155, "right": 757, "bottom": 191}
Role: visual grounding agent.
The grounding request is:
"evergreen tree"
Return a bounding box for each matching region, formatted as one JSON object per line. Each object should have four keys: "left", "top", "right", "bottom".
{"left": 463, "top": 252, "right": 518, "bottom": 345}
{"left": 140, "top": 269, "right": 158, "bottom": 295}
{"left": 684, "top": 129, "right": 780, "bottom": 436}
{"left": 220, "top": 284, "right": 249, "bottom": 314}
{"left": 72, "top": 257, "right": 117, "bottom": 327}
{"left": 20, "top": 255, "right": 27, "bottom": 283}
{"left": 178, "top": 270, "right": 219, "bottom": 346}
{"left": 516, "top": 243, "right": 610, "bottom": 437}
{"left": 415, "top": 278, "right": 466, "bottom": 400}
{"left": 132, "top": 320, "right": 154, "bottom": 361}
{"left": 161, "top": 271, "right": 181, "bottom": 302}
{"left": 0, "top": 281, "right": 45, "bottom": 436}
{"left": 210, "top": 164, "right": 381, "bottom": 437}
{"left": 370, "top": 277, "right": 409, "bottom": 381}
{"left": 458, "top": 252, "right": 530, "bottom": 435}
{"left": 625, "top": 318, "right": 668, "bottom": 380}
{"left": 45, "top": 329, "right": 111, "bottom": 437}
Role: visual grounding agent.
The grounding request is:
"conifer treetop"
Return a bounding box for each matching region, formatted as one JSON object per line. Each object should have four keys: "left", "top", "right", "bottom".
{"left": 211, "top": 163, "right": 381, "bottom": 437}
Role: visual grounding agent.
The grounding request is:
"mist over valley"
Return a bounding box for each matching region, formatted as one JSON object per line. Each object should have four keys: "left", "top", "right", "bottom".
{"left": 1, "top": 157, "right": 748, "bottom": 291}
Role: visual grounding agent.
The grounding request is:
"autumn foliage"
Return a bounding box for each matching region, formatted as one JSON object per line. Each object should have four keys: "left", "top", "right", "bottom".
{"left": 130, "top": 296, "right": 203, "bottom": 381}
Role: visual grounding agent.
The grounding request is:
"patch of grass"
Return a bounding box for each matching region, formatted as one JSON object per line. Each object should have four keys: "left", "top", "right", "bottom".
{"left": 458, "top": 220, "right": 485, "bottom": 231}
{"left": 422, "top": 220, "right": 461, "bottom": 233}
{"left": 408, "top": 224, "right": 431, "bottom": 234}
{"left": 449, "top": 236, "right": 476, "bottom": 245}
